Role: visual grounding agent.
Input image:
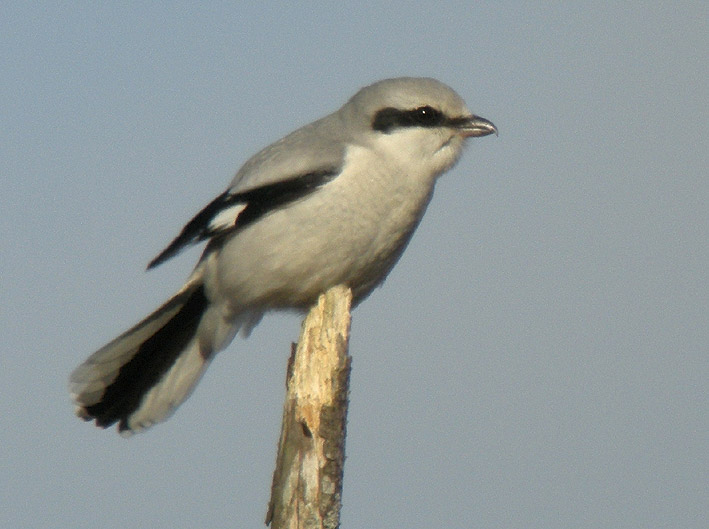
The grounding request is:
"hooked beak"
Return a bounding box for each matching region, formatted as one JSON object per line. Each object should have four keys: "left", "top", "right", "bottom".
{"left": 455, "top": 115, "right": 498, "bottom": 138}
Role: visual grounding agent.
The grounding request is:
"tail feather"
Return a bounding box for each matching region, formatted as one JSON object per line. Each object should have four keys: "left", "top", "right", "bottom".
{"left": 70, "top": 282, "right": 211, "bottom": 435}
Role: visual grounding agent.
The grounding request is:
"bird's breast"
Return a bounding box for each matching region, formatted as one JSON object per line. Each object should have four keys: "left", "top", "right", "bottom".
{"left": 209, "top": 144, "right": 438, "bottom": 311}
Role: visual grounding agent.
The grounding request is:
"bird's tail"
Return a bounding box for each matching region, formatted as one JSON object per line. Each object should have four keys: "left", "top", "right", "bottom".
{"left": 69, "top": 279, "right": 215, "bottom": 436}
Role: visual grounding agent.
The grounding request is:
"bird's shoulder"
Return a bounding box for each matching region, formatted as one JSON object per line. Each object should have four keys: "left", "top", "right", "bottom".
{"left": 227, "top": 115, "right": 349, "bottom": 194}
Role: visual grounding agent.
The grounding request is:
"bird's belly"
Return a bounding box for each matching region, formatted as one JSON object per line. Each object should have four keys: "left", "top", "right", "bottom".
{"left": 210, "top": 166, "right": 434, "bottom": 312}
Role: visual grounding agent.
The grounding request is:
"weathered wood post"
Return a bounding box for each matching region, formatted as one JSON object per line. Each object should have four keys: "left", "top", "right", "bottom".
{"left": 266, "top": 285, "right": 353, "bottom": 529}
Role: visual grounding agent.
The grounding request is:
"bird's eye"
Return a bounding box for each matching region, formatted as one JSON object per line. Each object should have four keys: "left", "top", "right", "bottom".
{"left": 412, "top": 106, "right": 443, "bottom": 126}
{"left": 371, "top": 105, "right": 445, "bottom": 133}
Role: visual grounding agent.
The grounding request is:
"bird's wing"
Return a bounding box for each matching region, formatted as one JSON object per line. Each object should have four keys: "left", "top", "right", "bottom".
{"left": 147, "top": 114, "right": 348, "bottom": 270}
{"left": 147, "top": 167, "right": 339, "bottom": 269}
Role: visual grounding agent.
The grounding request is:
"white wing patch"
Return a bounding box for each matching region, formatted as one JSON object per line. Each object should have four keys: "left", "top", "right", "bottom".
{"left": 208, "top": 202, "right": 247, "bottom": 233}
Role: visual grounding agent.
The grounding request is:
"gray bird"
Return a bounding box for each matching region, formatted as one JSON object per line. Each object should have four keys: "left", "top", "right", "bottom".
{"left": 69, "top": 77, "right": 497, "bottom": 435}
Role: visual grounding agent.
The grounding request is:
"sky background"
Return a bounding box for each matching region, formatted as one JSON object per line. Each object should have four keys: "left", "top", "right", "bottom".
{"left": 2, "top": 3, "right": 707, "bottom": 528}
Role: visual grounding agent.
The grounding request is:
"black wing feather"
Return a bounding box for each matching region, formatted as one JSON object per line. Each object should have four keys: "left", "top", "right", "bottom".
{"left": 147, "top": 169, "right": 337, "bottom": 269}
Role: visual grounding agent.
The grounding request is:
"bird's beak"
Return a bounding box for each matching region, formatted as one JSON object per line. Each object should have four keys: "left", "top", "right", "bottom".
{"left": 456, "top": 115, "right": 498, "bottom": 138}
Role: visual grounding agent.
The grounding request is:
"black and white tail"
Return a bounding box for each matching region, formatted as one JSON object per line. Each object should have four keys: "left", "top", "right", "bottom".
{"left": 69, "top": 280, "right": 213, "bottom": 436}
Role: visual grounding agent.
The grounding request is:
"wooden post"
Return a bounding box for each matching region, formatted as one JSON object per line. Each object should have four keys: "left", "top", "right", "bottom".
{"left": 266, "top": 285, "right": 353, "bottom": 529}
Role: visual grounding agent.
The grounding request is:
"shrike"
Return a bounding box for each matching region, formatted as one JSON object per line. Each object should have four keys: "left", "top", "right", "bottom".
{"left": 69, "top": 77, "right": 497, "bottom": 435}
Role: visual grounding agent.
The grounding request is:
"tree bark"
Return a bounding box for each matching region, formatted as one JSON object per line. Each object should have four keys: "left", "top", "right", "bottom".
{"left": 266, "top": 285, "right": 353, "bottom": 529}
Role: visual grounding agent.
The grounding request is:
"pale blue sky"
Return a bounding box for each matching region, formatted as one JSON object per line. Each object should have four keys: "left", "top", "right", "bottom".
{"left": 2, "top": 3, "right": 707, "bottom": 529}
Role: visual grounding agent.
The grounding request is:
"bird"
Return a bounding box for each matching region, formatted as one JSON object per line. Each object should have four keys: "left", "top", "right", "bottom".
{"left": 69, "top": 77, "right": 497, "bottom": 436}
